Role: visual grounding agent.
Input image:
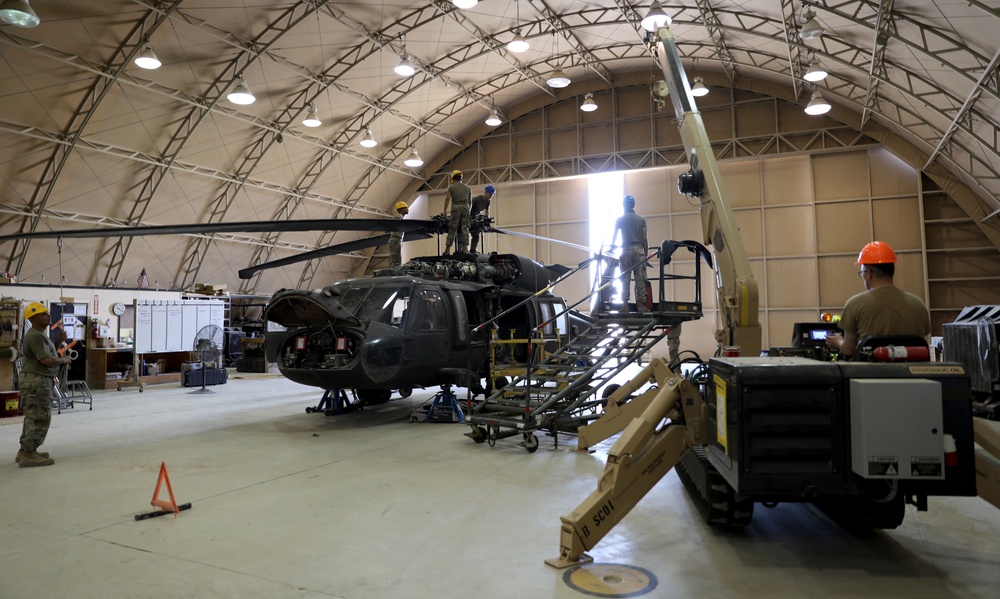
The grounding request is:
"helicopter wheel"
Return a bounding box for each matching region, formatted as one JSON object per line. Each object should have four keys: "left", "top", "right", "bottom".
{"left": 397, "top": 387, "right": 412, "bottom": 399}
{"left": 522, "top": 433, "right": 539, "bottom": 453}
{"left": 466, "top": 425, "right": 489, "bottom": 444}
{"left": 305, "top": 407, "right": 315, "bottom": 413}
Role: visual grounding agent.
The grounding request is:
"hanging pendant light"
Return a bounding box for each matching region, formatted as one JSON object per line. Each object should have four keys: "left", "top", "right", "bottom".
{"left": 452, "top": 0, "right": 478, "bottom": 9}
{"left": 485, "top": 108, "right": 502, "bottom": 126}
{"left": 690, "top": 77, "right": 709, "bottom": 97}
{"left": 302, "top": 105, "right": 321, "bottom": 127}
{"left": 640, "top": 1, "right": 672, "bottom": 32}
{"left": 803, "top": 57, "right": 829, "bottom": 82}
{"left": 134, "top": 43, "right": 161, "bottom": 70}
{"left": 360, "top": 127, "right": 377, "bottom": 148}
{"left": 0, "top": 0, "right": 40, "bottom": 28}
{"left": 799, "top": 8, "right": 825, "bottom": 40}
{"left": 507, "top": 31, "right": 529, "bottom": 53}
{"left": 804, "top": 90, "right": 831, "bottom": 115}
{"left": 227, "top": 79, "right": 256, "bottom": 105}
{"left": 580, "top": 93, "right": 598, "bottom": 112}
{"left": 507, "top": 0, "right": 528, "bottom": 53}
{"left": 403, "top": 147, "right": 423, "bottom": 168}
{"left": 395, "top": 53, "right": 416, "bottom": 77}
{"left": 546, "top": 68, "right": 571, "bottom": 89}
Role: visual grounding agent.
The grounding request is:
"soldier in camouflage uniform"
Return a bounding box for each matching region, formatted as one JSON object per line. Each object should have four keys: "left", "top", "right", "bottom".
{"left": 612, "top": 195, "right": 648, "bottom": 313}
{"left": 16, "top": 302, "right": 69, "bottom": 467}
{"left": 388, "top": 201, "right": 409, "bottom": 267}
{"left": 469, "top": 184, "right": 495, "bottom": 254}
{"left": 443, "top": 170, "right": 472, "bottom": 255}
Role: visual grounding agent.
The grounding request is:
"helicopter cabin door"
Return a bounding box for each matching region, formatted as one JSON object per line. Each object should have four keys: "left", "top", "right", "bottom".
{"left": 447, "top": 290, "right": 469, "bottom": 349}
{"left": 404, "top": 287, "right": 450, "bottom": 372}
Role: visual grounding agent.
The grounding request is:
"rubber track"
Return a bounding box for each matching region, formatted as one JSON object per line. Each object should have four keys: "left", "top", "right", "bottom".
{"left": 675, "top": 446, "right": 754, "bottom": 527}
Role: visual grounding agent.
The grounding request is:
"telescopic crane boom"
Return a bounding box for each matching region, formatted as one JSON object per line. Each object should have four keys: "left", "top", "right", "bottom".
{"left": 655, "top": 28, "right": 761, "bottom": 356}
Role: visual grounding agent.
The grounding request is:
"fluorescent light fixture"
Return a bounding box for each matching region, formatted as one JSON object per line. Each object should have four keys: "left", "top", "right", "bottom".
{"left": 134, "top": 43, "right": 161, "bottom": 70}
{"left": 546, "top": 68, "right": 571, "bottom": 89}
{"left": 485, "top": 109, "right": 502, "bottom": 126}
{"left": 360, "top": 128, "right": 377, "bottom": 148}
{"left": 690, "top": 77, "right": 709, "bottom": 97}
{"left": 640, "top": 1, "right": 672, "bottom": 32}
{"left": 580, "top": 93, "right": 598, "bottom": 112}
{"left": 302, "top": 105, "right": 321, "bottom": 128}
{"left": 804, "top": 90, "right": 831, "bottom": 115}
{"left": 0, "top": 0, "right": 39, "bottom": 28}
{"left": 799, "top": 9, "right": 824, "bottom": 40}
{"left": 803, "top": 59, "right": 828, "bottom": 82}
{"left": 403, "top": 147, "right": 423, "bottom": 168}
{"left": 227, "top": 79, "right": 255, "bottom": 105}
{"left": 452, "top": 0, "right": 478, "bottom": 9}
{"left": 395, "top": 54, "right": 415, "bottom": 77}
{"left": 507, "top": 31, "right": 529, "bottom": 53}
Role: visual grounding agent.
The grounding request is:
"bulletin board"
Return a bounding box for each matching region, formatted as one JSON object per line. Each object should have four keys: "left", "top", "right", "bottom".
{"left": 134, "top": 299, "right": 224, "bottom": 354}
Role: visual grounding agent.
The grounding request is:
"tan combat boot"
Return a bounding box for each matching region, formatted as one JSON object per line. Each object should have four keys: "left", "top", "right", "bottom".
{"left": 18, "top": 451, "right": 54, "bottom": 468}
{"left": 14, "top": 448, "right": 50, "bottom": 463}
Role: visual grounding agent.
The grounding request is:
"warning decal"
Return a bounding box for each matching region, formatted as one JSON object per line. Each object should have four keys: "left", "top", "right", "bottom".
{"left": 910, "top": 456, "right": 943, "bottom": 477}
{"left": 868, "top": 456, "right": 899, "bottom": 476}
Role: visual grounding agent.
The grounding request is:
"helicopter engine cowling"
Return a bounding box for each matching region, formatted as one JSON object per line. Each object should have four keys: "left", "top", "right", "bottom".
{"left": 481, "top": 254, "right": 559, "bottom": 293}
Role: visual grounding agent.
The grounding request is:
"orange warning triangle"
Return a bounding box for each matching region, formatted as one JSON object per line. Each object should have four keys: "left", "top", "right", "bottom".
{"left": 150, "top": 461, "right": 180, "bottom": 518}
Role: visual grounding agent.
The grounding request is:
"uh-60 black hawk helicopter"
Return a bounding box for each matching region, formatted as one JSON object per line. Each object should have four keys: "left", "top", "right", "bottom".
{"left": 0, "top": 211, "right": 595, "bottom": 407}
{"left": 257, "top": 212, "right": 606, "bottom": 407}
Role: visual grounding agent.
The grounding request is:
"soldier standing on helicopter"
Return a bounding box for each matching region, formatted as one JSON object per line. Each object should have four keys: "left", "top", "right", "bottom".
{"left": 443, "top": 170, "right": 472, "bottom": 255}
{"left": 469, "top": 184, "right": 495, "bottom": 254}
{"left": 388, "top": 201, "right": 409, "bottom": 267}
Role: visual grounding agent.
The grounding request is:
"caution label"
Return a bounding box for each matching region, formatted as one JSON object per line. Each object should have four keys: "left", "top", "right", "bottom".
{"left": 714, "top": 374, "right": 728, "bottom": 453}
{"left": 910, "top": 456, "right": 943, "bottom": 477}
{"left": 908, "top": 365, "right": 964, "bottom": 375}
{"left": 868, "top": 456, "right": 899, "bottom": 477}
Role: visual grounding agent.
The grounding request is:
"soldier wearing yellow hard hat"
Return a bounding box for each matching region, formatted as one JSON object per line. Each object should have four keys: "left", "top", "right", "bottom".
{"left": 389, "top": 201, "right": 410, "bottom": 267}
{"left": 825, "top": 241, "right": 930, "bottom": 358}
{"left": 442, "top": 170, "right": 471, "bottom": 255}
{"left": 17, "top": 301, "right": 70, "bottom": 467}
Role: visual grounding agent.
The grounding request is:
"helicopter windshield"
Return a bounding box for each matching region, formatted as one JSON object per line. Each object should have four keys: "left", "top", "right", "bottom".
{"left": 355, "top": 286, "right": 410, "bottom": 327}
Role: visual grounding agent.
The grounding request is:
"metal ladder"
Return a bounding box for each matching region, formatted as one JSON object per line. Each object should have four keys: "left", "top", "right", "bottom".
{"left": 466, "top": 239, "right": 711, "bottom": 452}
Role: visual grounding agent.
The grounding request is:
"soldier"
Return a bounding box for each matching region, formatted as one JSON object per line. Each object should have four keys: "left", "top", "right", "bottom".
{"left": 16, "top": 302, "right": 69, "bottom": 468}
{"left": 388, "top": 200, "right": 409, "bottom": 267}
{"left": 469, "top": 184, "right": 495, "bottom": 254}
{"left": 442, "top": 170, "right": 472, "bottom": 255}
{"left": 611, "top": 194, "right": 648, "bottom": 313}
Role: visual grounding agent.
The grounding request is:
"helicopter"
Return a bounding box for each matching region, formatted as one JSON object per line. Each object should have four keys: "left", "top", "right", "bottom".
{"left": 261, "top": 249, "right": 583, "bottom": 405}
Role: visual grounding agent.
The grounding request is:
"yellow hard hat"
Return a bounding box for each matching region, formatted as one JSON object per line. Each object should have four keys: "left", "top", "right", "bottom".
{"left": 24, "top": 301, "right": 47, "bottom": 319}
{"left": 394, "top": 201, "right": 409, "bottom": 211}
{"left": 451, "top": 170, "right": 463, "bottom": 179}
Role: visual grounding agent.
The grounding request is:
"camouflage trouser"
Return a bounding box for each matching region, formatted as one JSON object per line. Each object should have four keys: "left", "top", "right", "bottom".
{"left": 18, "top": 373, "right": 53, "bottom": 453}
{"left": 444, "top": 202, "right": 470, "bottom": 253}
{"left": 389, "top": 232, "right": 402, "bottom": 266}
{"left": 620, "top": 244, "right": 648, "bottom": 311}
{"left": 667, "top": 322, "right": 682, "bottom": 363}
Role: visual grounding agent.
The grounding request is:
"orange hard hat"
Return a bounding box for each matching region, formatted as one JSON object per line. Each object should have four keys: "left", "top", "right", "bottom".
{"left": 856, "top": 241, "right": 897, "bottom": 265}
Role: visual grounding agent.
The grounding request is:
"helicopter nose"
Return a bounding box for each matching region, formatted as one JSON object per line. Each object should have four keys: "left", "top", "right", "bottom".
{"left": 361, "top": 336, "right": 404, "bottom": 384}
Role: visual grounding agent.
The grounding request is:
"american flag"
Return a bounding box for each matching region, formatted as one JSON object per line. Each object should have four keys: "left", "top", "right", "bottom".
{"left": 137, "top": 267, "right": 149, "bottom": 289}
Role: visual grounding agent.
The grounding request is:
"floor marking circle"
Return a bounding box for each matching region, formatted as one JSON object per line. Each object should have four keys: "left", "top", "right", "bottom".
{"left": 562, "top": 562, "right": 658, "bottom": 597}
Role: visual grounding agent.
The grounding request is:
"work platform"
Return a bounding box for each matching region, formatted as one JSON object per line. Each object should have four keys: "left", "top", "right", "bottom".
{"left": 466, "top": 240, "right": 710, "bottom": 451}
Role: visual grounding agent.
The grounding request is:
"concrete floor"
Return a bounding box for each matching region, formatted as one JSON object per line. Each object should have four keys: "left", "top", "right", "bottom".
{"left": 1, "top": 373, "right": 999, "bottom": 599}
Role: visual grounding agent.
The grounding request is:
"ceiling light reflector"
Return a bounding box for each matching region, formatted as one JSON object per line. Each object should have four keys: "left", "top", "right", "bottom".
{"left": 546, "top": 68, "right": 571, "bottom": 89}
{"left": 227, "top": 79, "right": 256, "bottom": 105}
{"left": 403, "top": 147, "right": 423, "bottom": 168}
{"left": 507, "top": 31, "right": 529, "bottom": 53}
{"left": 360, "top": 128, "right": 377, "bottom": 148}
{"left": 804, "top": 90, "right": 831, "bottom": 115}
{"left": 690, "top": 77, "right": 709, "bottom": 97}
{"left": 641, "top": 1, "right": 672, "bottom": 32}
{"left": 134, "top": 43, "right": 161, "bottom": 70}
{"left": 0, "top": 0, "right": 39, "bottom": 28}
{"left": 302, "top": 105, "right": 321, "bottom": 128}
{"left": 799, "top": 9, "right": 825, "bottom": 40}
{"left": 395, "top": 54, "right": 415, "bottom": 77}
{"left": 485, "top": 109, "right": 502, "bottom": 126}
{"left": 580, "top": 93, "right": 598, "bottom": 112}
{"left": 803, "top": 60, "right": 828, "bottom": 82}
{"left": 452, "top": 0, "right": 478, "bottom": 9}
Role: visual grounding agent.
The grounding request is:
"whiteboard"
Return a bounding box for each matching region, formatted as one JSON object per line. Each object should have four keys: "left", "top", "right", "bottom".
{"left": 134, "top": 299, "right": 226, "bottom": 354}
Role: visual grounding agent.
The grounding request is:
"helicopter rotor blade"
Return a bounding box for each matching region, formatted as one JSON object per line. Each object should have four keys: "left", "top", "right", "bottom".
{"left": 0, "top": 218, "right": 441, "bottom": 242}
{"left": 238, "top": 231, "right": 433, "bottom": 280}
{"left": 488, "top": 227, "right": 609, "bottom": 257}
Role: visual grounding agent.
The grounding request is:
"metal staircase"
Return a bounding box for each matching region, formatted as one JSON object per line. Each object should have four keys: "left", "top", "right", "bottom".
{"left": 466, "top": 239, "right": 711, "bottom": 452}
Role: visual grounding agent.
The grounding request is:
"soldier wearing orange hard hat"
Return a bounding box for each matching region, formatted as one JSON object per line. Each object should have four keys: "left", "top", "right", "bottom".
{"left": 825, "top": 241, "right": 930, "bottom": 358}
{"left": 388, "top": 200, "right": 409, "bottom": 267}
